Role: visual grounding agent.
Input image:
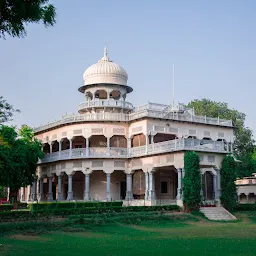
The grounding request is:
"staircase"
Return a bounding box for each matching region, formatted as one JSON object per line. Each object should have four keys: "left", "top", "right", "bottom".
{"left": 200, "top": 207, "right": 237, "bottom": 221}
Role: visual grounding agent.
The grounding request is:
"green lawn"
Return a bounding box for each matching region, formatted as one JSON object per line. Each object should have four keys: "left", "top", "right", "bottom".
{"left": 1, "top": 212, "right": 256, "bottom": 256}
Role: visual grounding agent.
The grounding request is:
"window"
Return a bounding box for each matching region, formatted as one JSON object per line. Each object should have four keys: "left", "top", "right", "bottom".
{"left": 161, "top": 182, "right": 168, "bottom": 193}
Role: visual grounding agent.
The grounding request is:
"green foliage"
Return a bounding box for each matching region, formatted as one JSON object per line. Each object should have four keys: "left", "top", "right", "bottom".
{"left": 0, "top": 186, "right": 7, "bottom": 198}
{"left": 0, "top": 96, "right": 20, "bottom": 124}
{"left": 183, "top": 151, "right": 201, "bottom": 212}
{"left": 0, "top": 0, "right": 56, "bottom": 38}
{"left": 187, "top": 98, "right": 255, "bottom": 178}
{"left": 234, "top": 204, "right": 256, "bottom": 212}
{"left": 0, "top": 125, "right": 43, "bottom": 190}
{"left": 0, "top": 204, "right": 13, "bottom": 211}
{"left": 220, "top": 155, "right": 237, "bottom": 211}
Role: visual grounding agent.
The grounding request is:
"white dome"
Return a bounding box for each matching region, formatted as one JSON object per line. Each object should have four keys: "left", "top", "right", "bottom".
{"left": 83, "top": 48, "right": 128, "bottom": 86}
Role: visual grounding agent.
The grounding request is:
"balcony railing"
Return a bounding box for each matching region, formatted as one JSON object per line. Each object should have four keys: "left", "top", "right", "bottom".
{"left": 34, "top": 103, "right": 233, "bottom": 133}
{"left": 78, "top": 99, "right": 134, "bottom": 111}
{"left": 39, "top": 138, "right": 230, "bottom": 164}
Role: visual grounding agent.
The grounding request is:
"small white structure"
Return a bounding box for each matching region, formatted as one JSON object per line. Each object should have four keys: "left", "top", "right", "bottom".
{"left": 19, "top": 48, "right": 235, "bottom": 207}
{"left": 236, "top": 174, "right": 256, "bottom": 204}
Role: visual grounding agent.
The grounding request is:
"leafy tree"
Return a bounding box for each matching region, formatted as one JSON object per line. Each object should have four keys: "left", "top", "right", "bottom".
{"left": 187, "top": 98, "right": 255, "bottom": 177}
{"left": 182, "top": 151, "right": 202, "bottom": 212}
{"left": 0, "top": 186, "right": 7, "bottom": 198}
{"left": 0, "top": 0, "right": 56, "bottom": 38}
{"left": 0, "top": 125, "right": 43, "bottom": 193}
{"left": 0, "top": 96, "right": 19, "bottom": 124}
{"left": 220, "top": 155, "right": 237, "bottom": 211}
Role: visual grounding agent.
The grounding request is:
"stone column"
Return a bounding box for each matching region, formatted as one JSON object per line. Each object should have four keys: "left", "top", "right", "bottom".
{"left": 86, "top": 137, "right": 90, "bottom": 157}
{"left": 216, "top": 169, "right": 221, "bottom": 199}
{"left": 27, "top": 185, "right": 32, "bottom": 202}
{"left": 21, "top": 187, "right": 25, "bottom": 202}
{"left": 38, "top": 178, "right": 44, "bottom": 202}
{"left": 48, "top": 176, "right": 53, "bottom": 201}
{"left": 57, "top": 175, "right": 64, "bottom": 201}
{"left": 145, "top": 172, "right": 149, "bottom": 200}
{"left": 67, "top": 174, "right": 73, "bottom": 201}
{"left": 59, "top": 141, "right": 62, "bottom": 151}
{"left": 213, "top": 174, "right": 217, "bottom": 200}
{"left": 145, "top": 134, "right": 149, "bottom": 153}
{"left": 107, "top": 137, "right": 110, "bottom": 155}
{"left": 106, "top": 173, "right": 111, "bottom": 201}
{"left": 69, "top": 139, "right": 72, "bottom": 157}
{"left": 33, "top": 180, "right": 37, "bottom": 201}
{"left": 125, "top": 173, "right": 133, "bottom": 200}
{"left": 84, "top": 174, "right": 90, "bottom": 201}
{"left": 49, "top": 143, "right": 53, "bottom": 154}
{"left": 176, "top": 168, "right": 182, "bottom": 200}
{"left": 148, "top": 172, "right": 156, "bottom": 200}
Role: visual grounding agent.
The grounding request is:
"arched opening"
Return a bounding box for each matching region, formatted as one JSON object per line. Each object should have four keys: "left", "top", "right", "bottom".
{"left": 85, "top": 91, "right": 93, "bottom": 101}
{"left": 111, "top": 170, "right": 126, "bottom": 200}
{"left": 43, "top": 143, "right": 50, "bottom": 154}
{"left": 51, "top": 140, "right": 59, "bottom": 152}
{"left": 132, "top": 134, "right": 146, "bottom": 147}
{"left": 202, "top": 172, "right": 213, "bottom": 200}
{"left": 132, "top": 170, "right": 145, "bottom": 199}
{"left": 72, "top": 171, "right": 84, "bottom": 200}
{"left": 61, "top": 138, "right": 70, "bottom": 150}
{"left": 72, "top": 136, "right": 86, "bottom": 149}
{"left": 248, "top": 193, "right": 256, "bottom": 204}
{"left": 239, "top": 193, "right": 247, "bottom": 204}
{"left": 90, "top": 135, "right": 107, "bottom": 147}
{"left": 110, "top": 135, "right": 127, "bottom": 148}
{"left": 90, "top": 170, "right": 106, "bottom": 201}
{"left": 110, "top": 90, "right": 121, "bottom": 100}
{"left": 155, "top": 168, "right": 177, "bottom": 200}
{"left": 153, "top": 133, "right": 177, "bottom": 143}
{"left": 95, "top": 90, "right": 107, "bottom": 99}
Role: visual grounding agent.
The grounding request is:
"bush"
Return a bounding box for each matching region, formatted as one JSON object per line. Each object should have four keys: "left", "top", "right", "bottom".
{"left": 28, "top": 201, "right": 123, "bottom": 211}
{"left": 220, "top": 155, "right": 237, "bottom": 211}
{"left": 183, "top": 151, "right": 201, "bottom": 212}
{"left": 0, "top": 204, "right": 13, "bottom": 211}
{"left": 234, "top": 204, "right": 256, "bottom": 211}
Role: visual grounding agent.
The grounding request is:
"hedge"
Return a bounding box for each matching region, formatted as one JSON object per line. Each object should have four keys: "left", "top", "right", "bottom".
{"left": 0, "top": 205, "right": 180, "bottom": 221}
{"left": 28, "top": 201, "right": 123, "bottom": 211}
{"left": 0, "top": 204, "right": 13, "bottom": 211}
{"left": 234, "top": 204, "right": 256, "bottom": 211}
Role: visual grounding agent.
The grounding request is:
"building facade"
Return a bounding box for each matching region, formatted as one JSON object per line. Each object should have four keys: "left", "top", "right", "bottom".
{"left": 19, "top": 48, "right": 234, "bottom": 206}
{"left": 236, "top": 174, "right": 256, "bottom": 204}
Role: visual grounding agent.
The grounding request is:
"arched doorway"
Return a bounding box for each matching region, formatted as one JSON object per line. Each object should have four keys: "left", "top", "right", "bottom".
{"left": 132, "top": 170, "right": 145, "bottom": 199}
{"left": 202, "top": 172, "right": 213, "bottom": 200}
{"left": 72, "top": 171, "right": 84, "bottom": 200}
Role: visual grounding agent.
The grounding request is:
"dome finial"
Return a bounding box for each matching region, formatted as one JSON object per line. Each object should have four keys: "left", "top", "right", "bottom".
{"left": 100, "top": 44, "right": 109, "bottom": 61}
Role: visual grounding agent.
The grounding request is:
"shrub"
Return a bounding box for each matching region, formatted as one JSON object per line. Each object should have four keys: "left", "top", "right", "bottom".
{"left": 234, "top": 204, "right": 256, "bottom": 212}
{"left": 0, "top": 204, "right": 13, "bottom": 211}
{"left": 183, "top": 151, "right": 201, "bottom": 212}
{"left": 220, "top": 155, "right": 237, "bottom": 211}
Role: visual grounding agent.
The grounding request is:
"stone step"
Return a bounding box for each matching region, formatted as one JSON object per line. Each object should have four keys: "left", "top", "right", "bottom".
{"left": 200, "top": 207, "right": 236, "bottom": 221}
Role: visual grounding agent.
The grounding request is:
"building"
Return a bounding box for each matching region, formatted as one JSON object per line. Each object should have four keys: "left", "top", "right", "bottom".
{"left": 236, "top": 174, "right": 256, "bottom": 204}
{"left": 19, "top": 48, "right": 234, "bottom": 206}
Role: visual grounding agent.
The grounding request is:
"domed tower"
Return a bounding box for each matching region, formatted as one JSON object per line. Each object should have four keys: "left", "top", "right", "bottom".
{"left": 78, "top": 48, "right": 133, "bottom": 114}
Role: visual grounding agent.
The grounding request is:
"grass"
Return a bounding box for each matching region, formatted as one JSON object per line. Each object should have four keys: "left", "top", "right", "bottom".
{"left": 1, "top": 211, "right": 256, "bottom": 256}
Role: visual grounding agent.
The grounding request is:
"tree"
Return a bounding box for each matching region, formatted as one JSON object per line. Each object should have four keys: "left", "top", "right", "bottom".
{"left": 0, "top": 0, "right": 56, "bottom": 38}
{"left": 0, "top": 96, "right": 19, "bottom": 124}
{"left": 220, "top": 155, "right": 237, "bottom": 211}
{"left": 182, "top": 151, "right": 202, "bottom": 212}
{"left": 0, "top": 125, "right": 43, "bottom": 194}
{"left": 187, "top": 98, "right": 255, "bottom": 177}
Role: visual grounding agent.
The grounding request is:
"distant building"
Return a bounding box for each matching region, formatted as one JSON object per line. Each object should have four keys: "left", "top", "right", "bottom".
{"left": 19, "top": 48, "right": 234, "bottom": 206}
{"left": 236, "top": 174, "right": 256, "bottom": 204}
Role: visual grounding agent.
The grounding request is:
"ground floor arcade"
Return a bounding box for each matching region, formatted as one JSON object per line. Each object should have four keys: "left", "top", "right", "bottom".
{"left": 19, "top": 166, "right": 219, "bottom": 206}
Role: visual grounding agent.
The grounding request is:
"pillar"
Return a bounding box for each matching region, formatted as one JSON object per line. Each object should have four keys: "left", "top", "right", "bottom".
{"left": 107, "top": 137, "right": 110, "bottom": 154}
{"left": 38, "top": 178, "right": 44, "bottom": 202}
{"left": 125, "top": 173, "right": 133, "bottom": 200}
{"left": 86, "top": 137, "right": 89, "bottom": 157}
{"left": 106, "top": 173, "right": 111, "bottom": 201}
{"left": 145, "top": 172, "right": 149, "bottom": 200}
{"left": 27, "top": 185, "right": 32, "bottom": 202}
{"left": 48, "top": 176, "right": 53, "bottom": 201}
{"left": 145, "top": 134, "right": 149, "bottom": 153}
{"left": 31, "top": 182, "right": 35, "bottom": 201}
{"left": 49, "top": 143, "right": 53, "bottom": 154}
{"left": 67, "top": 174, "right": 73, "bottom": 201}
{"left": 84, "top": 174, "right": 90, "bottom": 201}
{"left": 216, "top": 169, "right": 221, "bottom": 199}
{"left": 148, "top": 172, "right": 156, "bottom": 200}
{"left": 21, "top": 187, "right": 25, "bottom": 202}
{"left": 57, "top": 175, "right": 64, "bottom": 201}
{"left": 59, "top": 141, "right": 62, "bottom": 151}
{"left": 33, "top": 180, "right": 37, "bottom": 201}
{"left": 176, "top": 168, "right": 182, "bottom": 200}
{"left": 213, "top": 174, "right": 217, "bottom": 200}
